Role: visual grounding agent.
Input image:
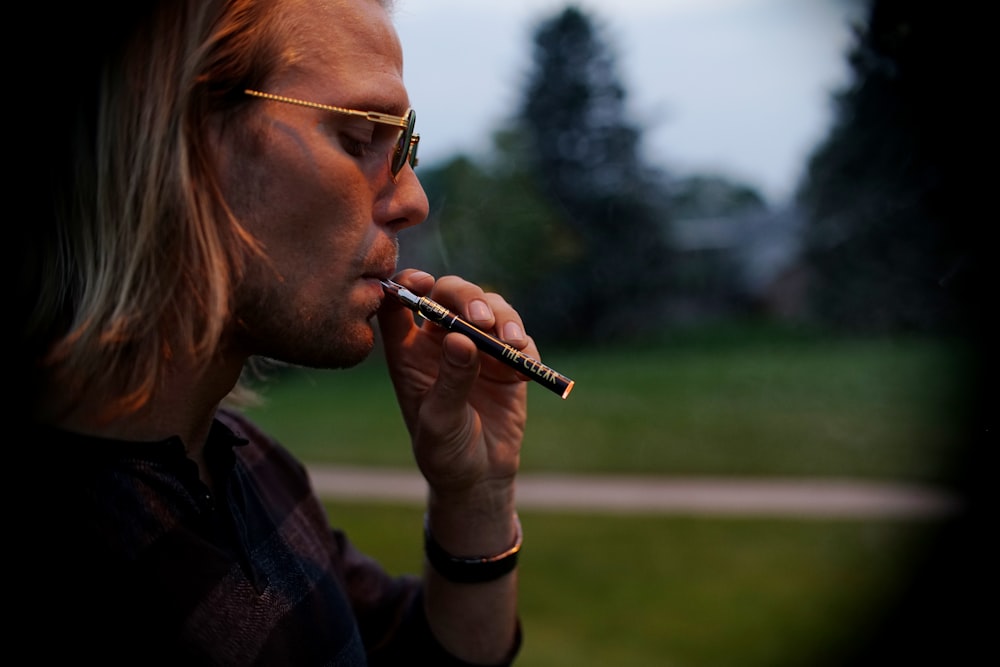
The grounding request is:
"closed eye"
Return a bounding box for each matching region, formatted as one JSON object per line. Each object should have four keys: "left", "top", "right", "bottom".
{"left": 333, "top": 115, "right": 376, "bottom": 158}
{"left": 341, "top": 123, "right": 402, "bottom": 164}
{"left": 340, "top": 133, "right": 374, "bottom": 159}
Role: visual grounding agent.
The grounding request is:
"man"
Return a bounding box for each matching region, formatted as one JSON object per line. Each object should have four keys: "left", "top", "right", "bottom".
{"left": 17, "top": 0, "right": 529, "bottom": 664}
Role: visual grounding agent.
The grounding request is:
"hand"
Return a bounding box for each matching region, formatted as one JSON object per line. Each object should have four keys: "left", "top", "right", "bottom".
{"left": 378, "top": 270, "right": 524, "bottom": 662}
{"left": 376, "top": 271, "right": 529, "bottom": 505}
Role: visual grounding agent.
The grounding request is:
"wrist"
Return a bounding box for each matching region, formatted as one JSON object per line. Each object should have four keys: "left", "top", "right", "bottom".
{"left": 424, "top": 512, "right": 522, "bottom": 584}
{"left": 426, "top": 482, "right": 517, "bottom": 557}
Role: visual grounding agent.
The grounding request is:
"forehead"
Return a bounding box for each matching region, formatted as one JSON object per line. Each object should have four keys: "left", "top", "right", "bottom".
{"left": 278, "top": 0, "right": 406, "bottom": 109}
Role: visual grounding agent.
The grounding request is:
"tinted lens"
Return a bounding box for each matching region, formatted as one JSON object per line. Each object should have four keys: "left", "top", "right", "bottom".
{"left": 392, "top": 109, "right": 416, "bottom": 175}
{"left": 408, "top": 133, "right": 420, "bottom": 169}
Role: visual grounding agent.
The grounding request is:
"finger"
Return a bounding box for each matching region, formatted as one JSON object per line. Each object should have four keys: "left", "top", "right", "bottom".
{"left": 419, "top": 333, "right": 481, "bottom": 441}
{"left": 426, "top": 275, "right": 486, "bottom": 314}
{"left": 429, "top": 277, "right": 531, "bottom": 351}
{"left": 479, "top": 292, "right": 529, "bottom": 350}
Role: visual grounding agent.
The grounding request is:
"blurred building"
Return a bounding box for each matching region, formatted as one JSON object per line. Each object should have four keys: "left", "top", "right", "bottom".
{"left": 667, "top": 205, "right": 807, "bottom": 321}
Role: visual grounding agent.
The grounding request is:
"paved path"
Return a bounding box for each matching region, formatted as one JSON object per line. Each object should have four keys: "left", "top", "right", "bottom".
{"left": 306, "top": 465, "right": 959, "bottom": 519}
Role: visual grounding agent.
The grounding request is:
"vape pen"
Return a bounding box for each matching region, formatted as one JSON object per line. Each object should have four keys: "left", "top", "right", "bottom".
{"left": 381, "top": 280, "right": 575, "bottom": 399}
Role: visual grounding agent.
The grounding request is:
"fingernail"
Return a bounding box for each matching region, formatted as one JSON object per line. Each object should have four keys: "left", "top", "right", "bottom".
{"left": 503, "top": 322, "right": 524, "bottom": 342}
{"left": 469, "top": 299, "right": 491, "bottom": 322}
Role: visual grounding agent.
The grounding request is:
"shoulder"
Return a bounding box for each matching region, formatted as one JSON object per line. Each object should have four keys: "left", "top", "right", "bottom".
{"left": 215, "top": 407, "right": 292, "bottom": 459}
{"left": 215, "top": 407, "right": 303, "bottom": 466}
{"left": 214, "top": 406, "right": 275, "bottom": 444}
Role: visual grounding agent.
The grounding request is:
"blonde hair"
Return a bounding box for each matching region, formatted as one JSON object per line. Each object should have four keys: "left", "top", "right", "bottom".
{"left": 23, "top": 0, "right": 299, "bottom": 420}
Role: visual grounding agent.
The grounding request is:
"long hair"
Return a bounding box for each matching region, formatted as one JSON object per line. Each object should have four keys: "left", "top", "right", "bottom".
{"left": 20, "top": 0, "right": 302, "bottom": 421}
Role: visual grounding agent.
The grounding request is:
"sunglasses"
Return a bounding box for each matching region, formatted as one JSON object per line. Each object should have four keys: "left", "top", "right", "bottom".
{"left": 244, "top": 89, "right": 419, "bottom": 176}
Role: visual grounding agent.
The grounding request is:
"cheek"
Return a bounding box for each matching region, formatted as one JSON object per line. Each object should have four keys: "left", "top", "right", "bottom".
{"left": 210, "top": 114, "right": 389, "bottom": 314}
{"left": 215, "top": 120, "right": 371, "bottom": 255}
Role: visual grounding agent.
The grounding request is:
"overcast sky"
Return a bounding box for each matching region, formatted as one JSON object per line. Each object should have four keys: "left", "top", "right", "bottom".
{"left": 393, "top": 0, "right": 868, "bottom": 206}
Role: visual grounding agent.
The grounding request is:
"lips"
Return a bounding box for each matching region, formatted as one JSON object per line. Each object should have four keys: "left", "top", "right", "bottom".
{"left": 362, "top": 271, "right": 393, "bottom": 285}
{"left": 362, "top": 262, "right": 397, "bottom": 283}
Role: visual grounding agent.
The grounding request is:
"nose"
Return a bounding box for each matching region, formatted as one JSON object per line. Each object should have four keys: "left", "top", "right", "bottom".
{"left": 376, "top": 164, "right": 429, "bottom": 232}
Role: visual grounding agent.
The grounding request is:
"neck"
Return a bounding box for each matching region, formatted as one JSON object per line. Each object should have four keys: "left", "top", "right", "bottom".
{"left": 37, "top": 352, "right": 247, "bottom": 482}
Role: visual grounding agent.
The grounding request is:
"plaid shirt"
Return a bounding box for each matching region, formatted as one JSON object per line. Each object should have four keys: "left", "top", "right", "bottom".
{"left": 20, "top": 409, "right": 515, "bottom": 666}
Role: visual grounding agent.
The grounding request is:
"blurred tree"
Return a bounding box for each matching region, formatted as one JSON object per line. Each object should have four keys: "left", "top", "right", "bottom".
{"left": 796, "top": 7, "right": 992, "bottom": 662}
{"left": 796, "top": 0, "right": 976, "bottom": 334}
{"left": 406, "top": 4, "right": 796, "bottom": 342}
{"left": 400, "top": 139, "right": 579, "bottom": 302}
{"left": 512, "top": 4, "right": 674, "bottom": 342}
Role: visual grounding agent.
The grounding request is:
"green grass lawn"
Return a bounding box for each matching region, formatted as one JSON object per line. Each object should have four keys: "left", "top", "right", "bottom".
{"left": 322, "top": 500, "right": 942, "bottom": 667}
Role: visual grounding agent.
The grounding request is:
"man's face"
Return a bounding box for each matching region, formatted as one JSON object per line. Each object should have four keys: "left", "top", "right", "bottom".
{"left": 212, "top": 0, "right": 429, "bottom": 369}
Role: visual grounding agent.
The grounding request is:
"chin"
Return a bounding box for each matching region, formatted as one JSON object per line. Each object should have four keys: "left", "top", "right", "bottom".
{"left": 336, "top": 344, "right": 375, "bottom": 370}
{"left": 327, "top": 325, "right": 377, "bottom": 370}
{"left": 269, "top": 320, "right": 376, "bottom": 371}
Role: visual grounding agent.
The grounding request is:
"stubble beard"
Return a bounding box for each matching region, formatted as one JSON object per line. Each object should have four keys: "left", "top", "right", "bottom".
{"left": 231, "top": 272, "right": 378, "bottom": 372}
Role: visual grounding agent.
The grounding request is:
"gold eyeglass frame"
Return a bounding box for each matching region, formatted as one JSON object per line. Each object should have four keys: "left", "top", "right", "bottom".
{"left": 244, "top": 89, "right": 419, "bottom": 175}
